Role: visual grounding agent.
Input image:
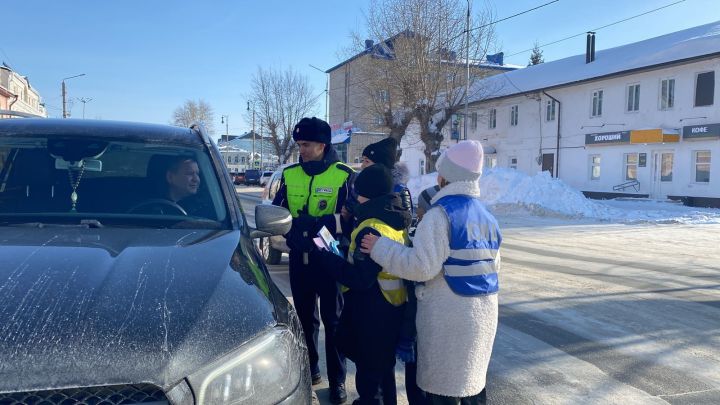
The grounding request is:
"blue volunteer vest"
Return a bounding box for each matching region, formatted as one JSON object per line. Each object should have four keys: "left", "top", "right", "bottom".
{"left": 433, "top": 195, "right": 502, "bottom": 296}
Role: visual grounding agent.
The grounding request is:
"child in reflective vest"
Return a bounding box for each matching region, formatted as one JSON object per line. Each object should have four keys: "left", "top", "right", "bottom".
{"left": 312, "top": 163, "right": 412, "bottom": 405}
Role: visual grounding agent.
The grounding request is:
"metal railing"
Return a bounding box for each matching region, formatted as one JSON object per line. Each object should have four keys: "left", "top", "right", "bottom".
{"left": 613, "top": 179, "right": 640, "bottom": 192}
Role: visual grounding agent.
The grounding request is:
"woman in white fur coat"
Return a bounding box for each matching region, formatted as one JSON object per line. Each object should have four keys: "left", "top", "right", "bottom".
{"left": 361, "top": 140, "right": 500, "bottom": 404}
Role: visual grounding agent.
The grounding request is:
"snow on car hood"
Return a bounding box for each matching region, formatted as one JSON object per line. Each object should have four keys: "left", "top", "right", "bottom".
{"left": 0, "top": 227, "right": 277, "bottom": 392}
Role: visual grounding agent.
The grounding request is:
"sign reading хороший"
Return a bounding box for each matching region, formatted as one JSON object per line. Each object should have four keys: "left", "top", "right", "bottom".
{"left": 683, "top": 123, "right": 720, "bottom": 139}
{"left": 585, "top": 131, "right": 631, "bottom": 145}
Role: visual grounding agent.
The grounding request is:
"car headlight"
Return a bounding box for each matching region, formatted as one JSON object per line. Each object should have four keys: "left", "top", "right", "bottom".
{"left": 186, "top": 326, "right": 303, "bottom": 404}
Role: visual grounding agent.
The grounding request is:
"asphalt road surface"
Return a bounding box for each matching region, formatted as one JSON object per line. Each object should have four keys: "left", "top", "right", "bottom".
{"left": 237, "top": 187, "right": 720, "bottom": 404}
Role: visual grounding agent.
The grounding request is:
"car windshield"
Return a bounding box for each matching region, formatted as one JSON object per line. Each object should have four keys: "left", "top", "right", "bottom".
{"left": 0, "top": 135, "right": 229, "bottom": 229}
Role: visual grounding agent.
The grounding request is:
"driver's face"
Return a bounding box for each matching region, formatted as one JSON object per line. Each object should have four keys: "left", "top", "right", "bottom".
{"left": 167, "top": 160, "right": 200, "bottom": 201}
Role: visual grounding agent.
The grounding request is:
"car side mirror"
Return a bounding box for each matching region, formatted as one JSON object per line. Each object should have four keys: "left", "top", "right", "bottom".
{"left": 250, "top": 204, "right": 292, "bottom": 239}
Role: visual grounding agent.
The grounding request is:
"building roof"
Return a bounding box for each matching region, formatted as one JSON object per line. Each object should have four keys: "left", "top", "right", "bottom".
{"left": 468, "top": 20, "right": 720, "bottom": 104}
{"left": 326, "top": 31, "right": 518, "bottom": 73}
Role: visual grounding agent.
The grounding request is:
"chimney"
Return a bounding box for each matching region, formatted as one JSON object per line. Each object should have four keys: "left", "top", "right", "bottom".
{"left": 586, "top": 32, "right": 596, "bottom": 63}
{"left": 365, "top": 39, "right": 374, "bottom": 49}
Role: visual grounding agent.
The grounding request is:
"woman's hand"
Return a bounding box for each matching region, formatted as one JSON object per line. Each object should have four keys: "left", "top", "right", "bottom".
{"left": 360, "top": 233, "right": 379, "bottom": 254}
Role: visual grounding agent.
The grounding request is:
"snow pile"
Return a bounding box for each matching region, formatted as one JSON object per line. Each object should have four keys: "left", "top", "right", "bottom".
{"left": 407, "top": 168, "right": 720, "bottom": 224}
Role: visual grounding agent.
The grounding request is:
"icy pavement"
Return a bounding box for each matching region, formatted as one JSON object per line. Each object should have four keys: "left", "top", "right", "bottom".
{"left": 407, "top": 168, "right": 720, "bottom": 225}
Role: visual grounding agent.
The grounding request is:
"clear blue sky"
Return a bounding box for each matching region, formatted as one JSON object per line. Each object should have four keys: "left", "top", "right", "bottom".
{"left": 3, "top": 0, "right": 717, "bottom": 134}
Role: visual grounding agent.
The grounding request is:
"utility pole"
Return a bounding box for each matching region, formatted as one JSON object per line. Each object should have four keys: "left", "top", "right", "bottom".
{"left": 61, "top": 73, "right": 85, "bottom": 118}
{"left": 309, "top": 64, "right": 328, "bottom": 122}
{"left": 247, "top": 101, "right": 256, "bottom": 169}
{"left": 260, "top": 123, "right": 264, "bottom": 171}
{"left": 78, "top": 97, "right": 92, "bottom": 119}
{"left": 463, "top": 0, "right": 470, "bottom": 142}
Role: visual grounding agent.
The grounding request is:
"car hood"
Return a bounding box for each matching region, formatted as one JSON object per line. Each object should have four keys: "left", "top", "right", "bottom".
{"left": 0, "top": 227, "right": 277, "bottom": 392}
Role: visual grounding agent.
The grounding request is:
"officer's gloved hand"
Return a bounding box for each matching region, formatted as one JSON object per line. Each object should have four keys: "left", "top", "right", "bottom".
{"left": 395, "top": 335, "right": 416, "bottom": 364}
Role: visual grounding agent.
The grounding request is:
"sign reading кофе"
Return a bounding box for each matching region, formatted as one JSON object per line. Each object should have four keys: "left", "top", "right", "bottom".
{"left": 683, "top": 123, "right": 720, "bottom": 139}
{"left": 585, "top": 131, "right": 631, "bottom": 145}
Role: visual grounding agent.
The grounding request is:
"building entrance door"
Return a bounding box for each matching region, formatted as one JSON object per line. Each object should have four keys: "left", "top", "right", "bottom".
{"left": 650, "top": 150, "right": 674, "bottom": 200}
{"left": 541, "top": 153, "right": 555, "bottom": 177}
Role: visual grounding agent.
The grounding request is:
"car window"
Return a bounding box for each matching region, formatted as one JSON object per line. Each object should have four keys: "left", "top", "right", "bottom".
{"left": 0, "top": 136, "right": 230, "bottom": 229}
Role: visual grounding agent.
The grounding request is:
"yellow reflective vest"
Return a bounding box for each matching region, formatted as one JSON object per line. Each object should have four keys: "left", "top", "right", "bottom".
{"left": 348, "top": 218, "right": 408, "bottom": 306}
{"left": 282, "top": 162, "right": 354, "bottom": 218}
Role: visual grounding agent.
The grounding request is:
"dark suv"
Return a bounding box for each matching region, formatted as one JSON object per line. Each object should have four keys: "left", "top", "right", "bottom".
{"left": 0, "top": 119, "right": 310, "bottom": 404}
{"left": 244, "top": 169, "right": 261, "bottom": 186}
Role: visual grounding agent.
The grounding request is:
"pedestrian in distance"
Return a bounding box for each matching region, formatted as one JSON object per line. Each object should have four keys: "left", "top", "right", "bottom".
{"left": 311, "top": 163, "right": 411, "bottom": 405}
{"left": 272, "top": 117, "right": 356, "bottom": 404}
{"left": 360, "top": 140, "right": 501, "bottom": 405}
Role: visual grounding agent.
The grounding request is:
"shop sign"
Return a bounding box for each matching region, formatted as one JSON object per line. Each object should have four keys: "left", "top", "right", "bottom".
{"left": 683, "top": 123, "right": 720, "bottom": 139}
{"left": 585, "top": 130, "right": 631, "bottom": 145}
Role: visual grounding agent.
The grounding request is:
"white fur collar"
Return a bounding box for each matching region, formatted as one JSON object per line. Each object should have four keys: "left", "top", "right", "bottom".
{"left": 431, "top": 180, "right": 480, "bottom": 204}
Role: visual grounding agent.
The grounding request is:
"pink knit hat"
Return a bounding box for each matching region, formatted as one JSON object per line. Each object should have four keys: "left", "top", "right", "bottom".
{"left": 435, "top": 140, "right": 484, "bottom": 182}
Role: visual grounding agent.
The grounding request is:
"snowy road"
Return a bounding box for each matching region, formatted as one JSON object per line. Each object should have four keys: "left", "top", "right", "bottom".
{"left": 239, "top": 190, "right": 720, "bottom": 404}
{"left": 491, "top": 218, "right": 720, "bottom": 404}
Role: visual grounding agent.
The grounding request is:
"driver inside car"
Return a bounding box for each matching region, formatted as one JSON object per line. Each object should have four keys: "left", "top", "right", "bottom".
{"left": 165, "top": 157, "right": 200, "bottom": 202}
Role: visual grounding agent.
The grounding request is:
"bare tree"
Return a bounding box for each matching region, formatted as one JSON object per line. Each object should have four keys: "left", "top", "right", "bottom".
{"left": 248, "top": 67, "right": 318, "bottom": 164}
{"left": 172, "top": 99, "right": 216, "bottom": 135}
{"left": 352, "top": 0, "right": 495, "bottom": 170}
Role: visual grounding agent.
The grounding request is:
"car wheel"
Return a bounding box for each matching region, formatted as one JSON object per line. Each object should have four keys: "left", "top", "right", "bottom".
{"left": 260, "top": 237, "right": 282, "bottom": 265}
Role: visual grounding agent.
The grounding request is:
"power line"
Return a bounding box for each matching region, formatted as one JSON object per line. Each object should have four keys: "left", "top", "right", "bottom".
{"left": 324, "top": 0, "right": 563, "bottom": 95}
{"left": 505, "top": 0, "right": 686, "bottom": 58}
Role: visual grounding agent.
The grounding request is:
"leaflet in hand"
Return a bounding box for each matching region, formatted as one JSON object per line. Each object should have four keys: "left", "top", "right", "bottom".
{"left": 314, "top": 226, "right": 343, "bottom": 257}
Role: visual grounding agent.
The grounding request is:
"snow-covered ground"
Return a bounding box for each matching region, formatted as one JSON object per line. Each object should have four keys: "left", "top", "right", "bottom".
{"left": 407, "top": 168, "right": 720, "bottom": 225}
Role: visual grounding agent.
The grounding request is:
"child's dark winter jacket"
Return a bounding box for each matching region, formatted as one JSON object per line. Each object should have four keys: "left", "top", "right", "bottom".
{"left": 311, "top": 193, "right": 412, "bottom": 372}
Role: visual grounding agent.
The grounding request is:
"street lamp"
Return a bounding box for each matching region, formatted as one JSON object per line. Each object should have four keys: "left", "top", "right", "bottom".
{"left": 221, "top": 115, "right": 229, "bottom": 139}
{"left": 247, "top": 101, "right": 256, "bottom": 169}
{"left": 309, "top": 64, "right": 329, "bottom": 122}
{"left": 77, "top": 97, "right": 92, "bottom": 119}
{"left": 463, "top": 0, "right": 470, "bottom": 142}
{"left": 62, "top": 73, "right": 85, "bottom": 118}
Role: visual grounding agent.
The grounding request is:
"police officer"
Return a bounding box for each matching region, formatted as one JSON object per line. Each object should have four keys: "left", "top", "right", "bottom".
{"left": 272, "top": 117, "right": 355, "bottom": 404}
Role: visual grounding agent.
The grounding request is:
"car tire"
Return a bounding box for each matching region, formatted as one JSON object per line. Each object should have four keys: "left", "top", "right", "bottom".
{"left": 260, "top": 237, "right": 282, "bottom": 265}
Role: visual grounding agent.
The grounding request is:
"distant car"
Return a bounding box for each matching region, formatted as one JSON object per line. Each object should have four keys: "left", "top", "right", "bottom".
{"left": 233, "top": 171, "right": 245, "bottom": 185}
{"left": 260, "top": 165, "right": 291, "bottom": 265}
{"left": 244, "top": 169, "right": 261, "bottom": 186}
{"left": 259, "top": 170, "right": 273, "bottom": 187}
{"left": 0, "top": 118, "right": 310, "bottom": 403}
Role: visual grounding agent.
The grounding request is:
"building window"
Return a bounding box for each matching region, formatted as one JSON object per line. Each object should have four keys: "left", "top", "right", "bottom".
{"left": 471, "top": 112, "right": 478, "bottom": 130}
{"left": 377, "top": 90, "right": 389, "bottom": 103}
{"left": 227, "top": 156, "right": 232, "bottom": 164}
{"left": 660, "top": 78, "right": 675, "bottom": 110}
{"left": 419, "top": 159, "right": 426, "bottom": 175}
{"left": 694, "top": 151, "right": 711, "bottom": 182}
{"left": 510, "top": 105, "right": 518, "bottom": 126}
{"left": 695, "top": 71, "right": 715, "bottom": 107}
{"left": 545, "top": 100, "right": 556, "bottom": 121}
{"left": 661, "top": 153, "right": 673, "bottom": 182}
{"left": 234, "top": 155, "right": 239, "bottom": 164}
{"left": 626, "top": 84, "right": 640, "bottom": 112}
{"left": 484, "top": 156, "right": 497, "bottom": 169}
{"left": 375, "top": 114, "right": 384, "bottom": 126}
{"left": 592, "top": 89, "right": 603, "bottom": 117}
{"left": 509, "top": 156, "right": 517, "bottom": 170}
{"left": 624, "top": 153, "right": 638, "bottom": 180}
{"left": 488, "top": 108, "right": 496, "bottom": 129}
{"left": 590, "top": 155, "right": 601, "bottom": 180}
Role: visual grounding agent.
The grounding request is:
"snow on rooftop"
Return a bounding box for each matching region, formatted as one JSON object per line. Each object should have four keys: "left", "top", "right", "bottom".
{"left": 408, "top": 168, "right": 720, "bottom": 225}
{"left": 469, "top": 20, "right": 720, "bottom": 103}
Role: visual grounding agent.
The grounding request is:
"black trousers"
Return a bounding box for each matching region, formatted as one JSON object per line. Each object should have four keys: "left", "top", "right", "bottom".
{"left": 404, "top": 361, "right": 427, "bottom": 405}
{"left": 426, "top": 389, "right": 486, "bottom": 405}
{"left": 289, "top": 250, "right": 346, "bottom": 385}
{"left": 355, "top": 365, "right": 397, "bottom": 405}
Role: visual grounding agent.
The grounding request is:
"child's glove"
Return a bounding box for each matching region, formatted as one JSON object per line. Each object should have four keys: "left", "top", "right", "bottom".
{"left": 395, "top": 336, "right": 416, "bottom": 363}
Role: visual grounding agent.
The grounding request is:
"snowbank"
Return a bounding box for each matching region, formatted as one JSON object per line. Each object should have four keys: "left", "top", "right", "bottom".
{"left": 408, "top": 168, "right": 720, "bottom": 225}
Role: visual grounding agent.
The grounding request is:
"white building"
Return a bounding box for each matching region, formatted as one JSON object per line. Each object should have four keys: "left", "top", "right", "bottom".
{"left": 455, "top": 21, "right": 720, "bottom": 208}
{"left": 218, "top": 144, "right": 251, "bottom": 174}
{"left": 0, "top": 64, "right": 47, "bottom": 118}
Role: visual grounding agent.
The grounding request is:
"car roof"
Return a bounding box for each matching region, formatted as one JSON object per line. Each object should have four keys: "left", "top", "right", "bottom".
{"left": 0, "top": 118, "right": 203, "bottom": 146}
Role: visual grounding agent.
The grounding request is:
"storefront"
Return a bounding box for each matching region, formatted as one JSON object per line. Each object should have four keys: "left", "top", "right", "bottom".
{"left": 580, "top": 126, "right": 719, "bottom": 207}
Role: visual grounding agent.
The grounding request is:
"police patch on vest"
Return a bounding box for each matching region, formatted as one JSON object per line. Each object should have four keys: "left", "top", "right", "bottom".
{"left": 315, "top": 187, "right": 333, "bottom": 194}
{"left": 318, "top": 200, "right": 328, "bottom": 210}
